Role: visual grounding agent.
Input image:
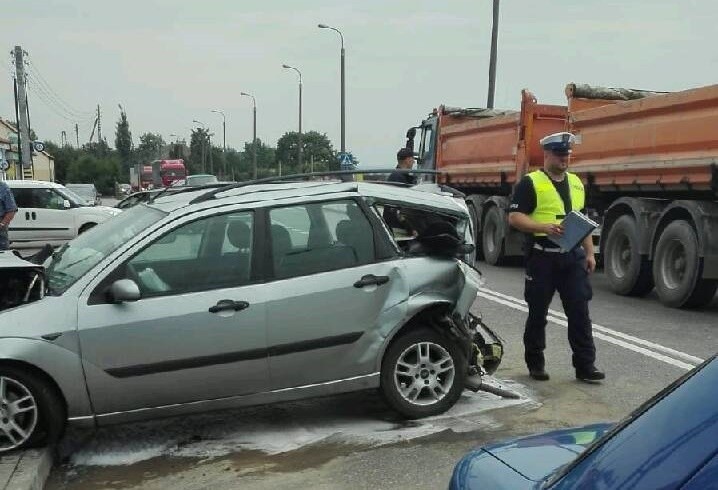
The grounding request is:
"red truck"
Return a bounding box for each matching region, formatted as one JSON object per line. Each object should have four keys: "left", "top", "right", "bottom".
{"left": 131, "top": 159, "right": 187, "bottom": 190}
{"left": 409, "top": 83, "right": 718, "bottom": 308}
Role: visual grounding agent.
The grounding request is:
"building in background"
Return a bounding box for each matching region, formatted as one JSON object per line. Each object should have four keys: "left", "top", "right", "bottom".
{"left": 0, "top": 118, "right": 54, "bottom": 181}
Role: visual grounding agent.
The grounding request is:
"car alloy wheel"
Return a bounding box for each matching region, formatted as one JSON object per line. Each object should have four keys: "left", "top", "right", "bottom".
{"left": 0, "top": 376, "right": 38, "bottom": 451}
{"left": 394, "top": 341, "right": 456, "bottom": 406}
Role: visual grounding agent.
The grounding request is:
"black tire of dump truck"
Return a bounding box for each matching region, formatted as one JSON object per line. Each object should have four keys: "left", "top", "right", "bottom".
{"left": 604, "top": 215, "right": 654, "bottom": 296}
{"left": 652, "top": 220, "right": 718, "bottom": 308}
{"left": 482, "top": 206, "right": 506, "bottom": 266}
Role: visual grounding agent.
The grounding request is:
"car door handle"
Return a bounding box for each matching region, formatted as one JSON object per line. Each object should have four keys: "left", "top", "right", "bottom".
{"left": 353, "top": 274, "right": 390, "bottom": 288}
{"left": 31, "top": 212, "right": 36, "bottom": 220}
{"left": 25, "top": 212, "right": 30, "bottom": 220}
{"left": 208, "top": 300, "right": 250, "bottom": 313}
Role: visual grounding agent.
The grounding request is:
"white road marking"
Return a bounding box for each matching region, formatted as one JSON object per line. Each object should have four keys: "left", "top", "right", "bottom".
{"left": 477, "top": 288, "right": 702, "bottom": 371}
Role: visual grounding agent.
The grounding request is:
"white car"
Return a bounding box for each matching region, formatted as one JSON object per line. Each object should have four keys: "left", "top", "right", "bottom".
{"left": 5, "top": 180, "right": 122, "bottom": 251}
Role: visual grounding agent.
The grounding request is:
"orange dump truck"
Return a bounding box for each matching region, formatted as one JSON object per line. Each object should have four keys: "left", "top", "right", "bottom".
{"left": 408, "top": 83, "right": 718, "bottom": 308}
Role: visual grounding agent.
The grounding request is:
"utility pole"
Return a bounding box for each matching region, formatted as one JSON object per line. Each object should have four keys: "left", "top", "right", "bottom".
{"left": 13, "top": 46, "right": 32, "bottom": 170}
{"left": 61, "top": 130, "right": 67, "bottom": 146}
{"left": 75, "top": 123, "right": 79, "bottom": 147}
{"left": 96, "top": 104, "right": 102, "bottom": 142}
{"left": 487, "top": 0, "right": 500, "bottom": 109}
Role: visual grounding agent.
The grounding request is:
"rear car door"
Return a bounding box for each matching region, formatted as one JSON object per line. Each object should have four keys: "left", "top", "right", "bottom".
{"left": 77, "top": 209, "right": 270, "bottom": 415}
{"left": 264, "top": 198, "right": 409, "bottom": 389}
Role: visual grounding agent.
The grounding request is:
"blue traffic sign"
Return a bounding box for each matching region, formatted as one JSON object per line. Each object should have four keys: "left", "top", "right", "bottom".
{"left": 338, "top": 152, "right": 354, "bottom": 170}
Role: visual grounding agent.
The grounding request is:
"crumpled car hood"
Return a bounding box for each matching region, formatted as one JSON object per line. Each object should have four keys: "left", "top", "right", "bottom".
{"left": 0, "top": 251, "right": 46, "bottom": 312}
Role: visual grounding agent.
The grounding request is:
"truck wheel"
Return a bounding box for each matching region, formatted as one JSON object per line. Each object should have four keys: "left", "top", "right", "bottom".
{"left": 482, "top": 207, "right": 506, "bottom": 266}
{"left": 0, "top": 366, "right": 65, "bottom": 453}
{"left": 653, "top": 220, "right": 718, "bottom": 308}
{"left": 380, "top": 328, "right": 467, "bottom": 419}
{"left": 604, "top": 215, "right": 653, "bottom": 296}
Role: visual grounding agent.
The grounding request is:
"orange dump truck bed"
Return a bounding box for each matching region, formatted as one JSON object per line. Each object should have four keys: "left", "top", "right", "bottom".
{"left": 436, "top": 90, "right": 566, "bottom": 191}
{"left": 567, "top": 83, "right": 718, "bottom": 195}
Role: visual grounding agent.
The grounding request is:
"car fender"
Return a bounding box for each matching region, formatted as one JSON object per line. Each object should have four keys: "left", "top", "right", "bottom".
{"left": 0, "top": 336, "right": 93, "bottom": 422}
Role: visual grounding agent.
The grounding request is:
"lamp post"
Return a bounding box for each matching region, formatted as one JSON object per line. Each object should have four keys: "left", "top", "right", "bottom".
{"left": 211, "top": 109, "right": 226, "bottom": 178}
{"left": 240, "top": 92, "right": 257, "bottom": 179}
{"left": 487, "top": 0, "right": 500, "bottom": 109}
{"left": 192, "top": 119, "right": 208, "bottom": 173}
{"left": 282, "top": 64, "right": 303, "bottom": 170}
{"left": 318, "top": 23, "right": 345, "bottom": 155}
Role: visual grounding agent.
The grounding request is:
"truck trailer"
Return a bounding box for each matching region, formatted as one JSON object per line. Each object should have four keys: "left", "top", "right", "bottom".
{"left": 409, "top": 83, "right": 718, "bottom": 308}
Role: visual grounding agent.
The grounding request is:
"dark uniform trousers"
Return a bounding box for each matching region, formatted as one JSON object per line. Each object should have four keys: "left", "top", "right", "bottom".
{"left": 523, "top": 247, "right": 596, "bottom": 372}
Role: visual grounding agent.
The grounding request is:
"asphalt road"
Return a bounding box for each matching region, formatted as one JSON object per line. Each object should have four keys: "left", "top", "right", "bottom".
{"left": 46, "top": 263, "right": 717, "bottom": 490}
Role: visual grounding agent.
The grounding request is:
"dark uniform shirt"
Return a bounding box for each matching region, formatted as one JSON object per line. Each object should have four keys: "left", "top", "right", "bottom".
{"left": 509, "top": 170, "right": 578, "bottom": 248}
{"left": 387, "top": 169, "right": 416, "bottom": 186}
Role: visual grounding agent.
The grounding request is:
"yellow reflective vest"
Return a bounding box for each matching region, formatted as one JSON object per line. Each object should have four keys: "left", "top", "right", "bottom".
{"left": 527, "top": 170, "right": 585, "bottom": 236}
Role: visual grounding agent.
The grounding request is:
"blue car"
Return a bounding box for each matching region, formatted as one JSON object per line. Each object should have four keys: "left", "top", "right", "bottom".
{"left": 449, "top": 355, "right": 718, "bottom": 489}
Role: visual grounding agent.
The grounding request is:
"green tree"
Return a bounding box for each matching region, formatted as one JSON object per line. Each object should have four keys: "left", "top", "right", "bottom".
{"left": 276, "top": 131, "right": 335, "bottom": 174}
{"left": 115, "top": 105, "right": 133, "bottom": 169}
{"left": 135, "top": 132, "right": 165, "bottom": 164}
{"left": 43, "top": 141, "right": 77, "bottom": 184}
{"left": 241, "top": 139, "right": 276, "bottom": 179}
{"left": 65, "top": 154, "right": 122, "bottom": 195}
{"left": 188, "top": 128, "right": 210, "bottom": 174}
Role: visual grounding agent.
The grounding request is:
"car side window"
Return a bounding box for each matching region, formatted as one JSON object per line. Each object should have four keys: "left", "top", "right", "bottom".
{"left": 10, "top": 188, "right": 33, "bottom": 208}
{"left": 269, "top": 200, "right": 374, "bottom": 279}
{"left": 125, "top": 211, "right": 254, "bottom": 297}
{"left": 31, "top": 188, "right": 65, "bottom": 210}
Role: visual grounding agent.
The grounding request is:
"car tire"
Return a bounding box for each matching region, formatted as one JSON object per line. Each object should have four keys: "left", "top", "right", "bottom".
{"left": 482, "top": 206, "right": 506, "bottom": 266}
{"left": 653, "top": 220, "right": 718, "bottom": 308}
{"left": 380, "top": 328, "right": 467, "bottom": 419}
{"left": 604, "top": 215, "right": 654, "bottom": 296}
{"left": 0, "top": 366, "right": 65, "bottom": 453}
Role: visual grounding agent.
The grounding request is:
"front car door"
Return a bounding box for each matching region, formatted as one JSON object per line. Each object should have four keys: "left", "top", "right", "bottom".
{"left": 264, "top": 197, "right": 410, "bottom": 390}
{"left": 76, "top": 207, "right": 270, "bottom": 417}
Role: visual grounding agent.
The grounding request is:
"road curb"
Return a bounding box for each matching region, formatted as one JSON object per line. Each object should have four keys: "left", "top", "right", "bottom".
{"left": 1, "top": 449, "right": 53, "bottom": 490}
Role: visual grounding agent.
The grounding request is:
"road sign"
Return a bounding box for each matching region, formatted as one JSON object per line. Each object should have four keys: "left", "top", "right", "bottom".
{"left": 32, "top": 141, "right": 45, "bottom": 152}
{"left": 338, "top": 152, "right": 354, "bottom": 170}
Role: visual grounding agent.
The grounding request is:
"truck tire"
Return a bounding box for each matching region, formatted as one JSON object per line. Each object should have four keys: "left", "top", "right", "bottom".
{"left": 603, "top": 215, "right": 653, "bottom": 296}
{"left": 482, "top": 206, "right": 506, "bottom": 266}
{"left": 653, "top": 220, "right": 718, "bottom": 308}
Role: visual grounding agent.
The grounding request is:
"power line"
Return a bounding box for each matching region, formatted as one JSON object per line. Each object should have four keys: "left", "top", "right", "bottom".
{"left": 25, "top": 71, "right": 94, "bottom": 119}
{"left": 25, "top": 58, "right": 94, "bottom": 117}
{"left": 26, "top": 80, "right": 95, "bottom": 124}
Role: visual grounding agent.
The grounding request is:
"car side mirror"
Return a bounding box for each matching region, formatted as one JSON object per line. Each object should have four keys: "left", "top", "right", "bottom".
{"left": 108, "top": 279, "right": 141, "bottom": 303}
{"left": 63, "top": 199, "right": 71, "bottom": 209}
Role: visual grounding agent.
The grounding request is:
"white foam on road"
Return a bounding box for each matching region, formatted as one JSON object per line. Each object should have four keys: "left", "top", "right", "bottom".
{"left": 70, "top": 379, "right": 533, "bottom": 467}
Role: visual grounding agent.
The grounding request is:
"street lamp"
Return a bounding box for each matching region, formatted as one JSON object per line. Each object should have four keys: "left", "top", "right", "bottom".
{"left": 282, "top": 64, "right": 303, "bottom": 169}
{"left": 318, "top": 23, "right": 345, "bottom": 155}
{"left": 240, "top": 92, "right": 257, "bottom": 179}
{"left": 211, "top": 109, "right": 227, "bottom": 178}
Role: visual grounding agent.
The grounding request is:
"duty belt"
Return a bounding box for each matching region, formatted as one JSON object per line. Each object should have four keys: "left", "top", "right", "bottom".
{"left": 533, "top": 243, "right": 564, "bottom": 253}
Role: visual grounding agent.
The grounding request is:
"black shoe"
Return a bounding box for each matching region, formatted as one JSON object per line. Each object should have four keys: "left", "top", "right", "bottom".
{"left": 576, "top": 368, "right": 605, "bottom": 383}
{"left": 529, "top": 369, "right": 550, "bottom": 381}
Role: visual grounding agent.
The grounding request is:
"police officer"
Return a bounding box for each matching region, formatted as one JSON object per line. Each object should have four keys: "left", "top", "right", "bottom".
{"left": 508, "top": 132, "right": 605, "bottom": 383}
{"left": 388, "top": 147, "right": 416, "bottom": 185}
{"left": 0, "top": 180, "right": 18, "bottom": 250}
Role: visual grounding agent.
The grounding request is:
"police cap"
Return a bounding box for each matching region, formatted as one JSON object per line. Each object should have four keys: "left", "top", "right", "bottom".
{"left": 540, "top": 132, "right": 576, "bottom": 156}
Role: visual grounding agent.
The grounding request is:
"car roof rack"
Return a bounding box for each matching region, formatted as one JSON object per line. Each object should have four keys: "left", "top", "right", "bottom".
{"left": 148, "top": 182, "right": 235, "bottom": 204}
{"left": 188, "top": 169, "right": 442, "bottom": 204}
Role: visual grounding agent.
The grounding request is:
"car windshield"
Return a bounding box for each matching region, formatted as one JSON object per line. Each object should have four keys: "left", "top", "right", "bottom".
{"left": 66, "top": 185, "right": 94, "bottom": 200}
{"left": 56, "top": 187, "right": 87, "bottom": 206}
{"left": 46, "top": 205, "right": 167, "bottom": 294}
{"left": 187, "top": 175, "right": 218, "bottom": 186}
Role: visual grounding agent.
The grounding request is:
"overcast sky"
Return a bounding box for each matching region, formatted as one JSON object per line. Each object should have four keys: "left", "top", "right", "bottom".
{"left": 2, "top": 0, "right": 716, "bottom": 168}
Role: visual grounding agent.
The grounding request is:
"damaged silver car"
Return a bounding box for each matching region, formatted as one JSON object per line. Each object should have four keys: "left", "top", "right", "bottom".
{"left": 0, "top": 178, "right": 502, "bottom": 452}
